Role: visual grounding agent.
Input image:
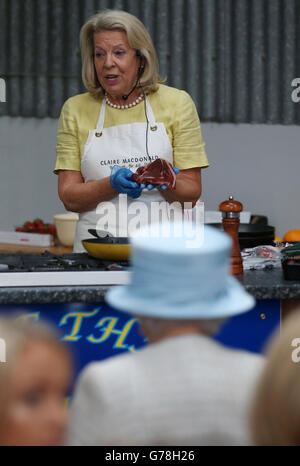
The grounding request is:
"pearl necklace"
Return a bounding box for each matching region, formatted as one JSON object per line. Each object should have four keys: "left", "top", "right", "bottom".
{"left": 105, "top": 93, "right": 144, "bottom": 109}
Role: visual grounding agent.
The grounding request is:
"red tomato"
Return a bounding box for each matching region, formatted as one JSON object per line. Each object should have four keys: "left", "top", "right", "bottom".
{"left": 47, "top": 223, "right": 56, "bottom": 236}
{"left": 24, "top": 222, "right": 36, "bottom": 232}
{"left": 36, "top": 220, "right": 44, "bottom": 231}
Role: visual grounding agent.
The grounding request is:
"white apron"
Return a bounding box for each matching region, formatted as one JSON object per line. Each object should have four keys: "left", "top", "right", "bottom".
{"left": 73, "top": 96, "right": 180, "bottom": 252}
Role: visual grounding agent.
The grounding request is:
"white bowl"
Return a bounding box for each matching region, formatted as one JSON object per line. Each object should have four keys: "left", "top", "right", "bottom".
{"left": 54, "top": 213, "right": 79, "bottom": 247}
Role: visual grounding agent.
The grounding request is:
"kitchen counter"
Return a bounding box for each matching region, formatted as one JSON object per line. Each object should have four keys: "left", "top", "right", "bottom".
{"left": 0, "top": 242, "right": 72, "bottom": 255}
{"left": 0, "top": 244, "right": 292, "bottom": 363}
{"left": 239, "top": 268, "right": 300, "bottom": 300}
{"left": 1, "top": 267, "right": 300, "bottom": 305}
{"left": 0, "top": 262, "right": 295, "bottom": 359}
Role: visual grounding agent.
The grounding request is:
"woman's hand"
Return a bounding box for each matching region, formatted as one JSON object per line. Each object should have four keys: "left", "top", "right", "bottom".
{"left": 158, "top": 167, "right": 202, "bottom": 207}
{"left": 110, "top": 165, "right": 144, "bottom": 199}
{"left": 144, "top": 166, "right": 180, "bottom": 191}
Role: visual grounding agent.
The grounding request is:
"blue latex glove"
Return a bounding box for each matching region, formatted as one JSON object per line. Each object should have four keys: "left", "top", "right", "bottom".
{"left": 110, "top": 165, "right": 145, "bottom": 199}
{"left": 146, "top": 166, "right": 180, "bottom": 191}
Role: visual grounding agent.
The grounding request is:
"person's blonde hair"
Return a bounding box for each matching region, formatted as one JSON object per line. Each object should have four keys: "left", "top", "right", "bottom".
{"left": 0, "top": 316, "right": 71, "bottom": 423}
{"left": 80, "top": 9, "right": 164, "bottom": 98}
{"left": 251, "top": 311, "right": 300, "bottom": 445}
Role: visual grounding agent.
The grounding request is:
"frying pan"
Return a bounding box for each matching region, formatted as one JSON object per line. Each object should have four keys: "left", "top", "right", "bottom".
{"left": 210, "top": 223, "right": 275, "bottom": 237}
{"left": 210, "top": 223, "right": 275, "bottom": 249}
{"left": 82, "top": 229, "right": 131, "bottom": 260}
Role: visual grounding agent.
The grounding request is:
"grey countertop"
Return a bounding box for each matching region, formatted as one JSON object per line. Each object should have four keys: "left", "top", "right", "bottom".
{"left": 0, "top": 268, "right": 299, "bottom": 305}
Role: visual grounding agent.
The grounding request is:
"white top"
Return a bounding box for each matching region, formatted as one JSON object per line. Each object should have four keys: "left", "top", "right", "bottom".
{"left": 67, "top": 333, "right": 264, "bottom": 446}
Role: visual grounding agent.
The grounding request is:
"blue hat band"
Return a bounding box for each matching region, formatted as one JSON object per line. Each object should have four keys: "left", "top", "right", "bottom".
{"left": 132, "top": 262, "right": 228, "bottom": 302}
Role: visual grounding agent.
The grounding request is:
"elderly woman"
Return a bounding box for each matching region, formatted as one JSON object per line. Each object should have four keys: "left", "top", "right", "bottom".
{"left": 54, "top": 9, "right": 209, "bottom": 252}
{"left": 67, "top": 225, "right": 264, "bottom": 446}
{"left": 0, "top": 317, "right": 73, "bottom": 446}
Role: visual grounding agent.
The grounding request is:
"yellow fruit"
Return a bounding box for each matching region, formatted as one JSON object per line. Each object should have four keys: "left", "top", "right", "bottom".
{"left": 283, "top": 230, "right": 300, "bottom": 242}
{"left": 274, "top": 236, "right": 283, "bottom": 242}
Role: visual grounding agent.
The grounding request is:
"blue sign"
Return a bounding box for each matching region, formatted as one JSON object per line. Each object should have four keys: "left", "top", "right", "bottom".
{"left": 0, "top": 302, "right": 146, "bottom": 388}
{"left": 0, "top": 299, "right": 280, "bottom": 394}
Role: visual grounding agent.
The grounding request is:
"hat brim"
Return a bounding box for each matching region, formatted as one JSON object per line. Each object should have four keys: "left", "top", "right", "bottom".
{"left": 106, "top": 276, "right": 255, "bottom": 320}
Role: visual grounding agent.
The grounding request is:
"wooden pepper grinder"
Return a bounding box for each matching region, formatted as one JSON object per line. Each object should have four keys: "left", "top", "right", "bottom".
{"left": 219, "top": 196, "right": 244, "bottom": 275}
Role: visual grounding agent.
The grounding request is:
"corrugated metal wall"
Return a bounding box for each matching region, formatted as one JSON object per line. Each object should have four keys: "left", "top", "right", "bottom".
{"left": 0, "top": 0, "right": 299, "bottom": 123}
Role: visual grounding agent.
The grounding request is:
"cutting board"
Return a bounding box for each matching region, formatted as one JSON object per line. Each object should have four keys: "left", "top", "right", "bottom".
{"left": 0, "top": 243, "right": 72, "bottom": 254}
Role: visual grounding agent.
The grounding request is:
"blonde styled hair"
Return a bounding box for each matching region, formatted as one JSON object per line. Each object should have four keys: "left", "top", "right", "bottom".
{"left": 0, "top": 316, "right": 71, "bottom": 423}
{"left": 80, "top": 9, "right": 164, "bottom": 98}
{"left": 251, "top": 311, "right": 300, "bottom": 445}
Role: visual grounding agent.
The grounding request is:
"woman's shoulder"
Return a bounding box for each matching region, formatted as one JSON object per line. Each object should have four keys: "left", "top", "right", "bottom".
{"left": 61, "top": 92, "right": 102, "bottom": 115}
{"left": 151, "top": 84, "right": 192, "bottom": 105}
{"left": 64, "top": 92, "right": 101, "bottom": 111}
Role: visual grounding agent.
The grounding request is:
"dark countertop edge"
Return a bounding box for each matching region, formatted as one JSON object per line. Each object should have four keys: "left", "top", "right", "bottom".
{"left": 244, "top": 286, "right": 300, "bottom": 300}
{"left": 1, "top": 284, "right": 300, "bottom": 305}
{"left": 0, "top": 269, "right": 300, "bottom": 304}
{"left": 238, "top": 269, "right": 300, "bottom": 299}
{"left": 0, "top": 285, "right": 110, "bottom": 305}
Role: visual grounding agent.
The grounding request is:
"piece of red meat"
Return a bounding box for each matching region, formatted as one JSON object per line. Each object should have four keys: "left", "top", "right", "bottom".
{"left": 131, "top": 158, "right": 176, "bottom": 189}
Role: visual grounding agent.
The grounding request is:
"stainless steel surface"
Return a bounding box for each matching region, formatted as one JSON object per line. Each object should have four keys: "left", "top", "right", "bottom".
{"left": 0, "top": 252, "right": 130, "bottom": 286}
{"left": 0, "top": 270, "right": 130, "bottom": 287}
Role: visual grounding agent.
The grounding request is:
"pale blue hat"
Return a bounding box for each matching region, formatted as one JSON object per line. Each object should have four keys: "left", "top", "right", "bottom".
{"left": 106, "top": 224, "right": 255, "bottom": 319}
